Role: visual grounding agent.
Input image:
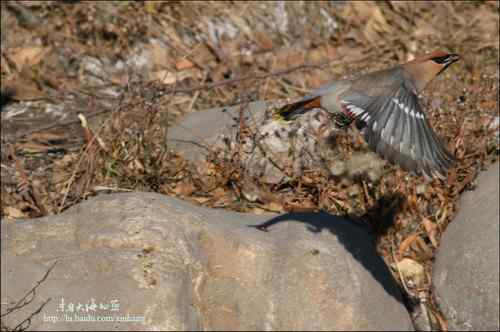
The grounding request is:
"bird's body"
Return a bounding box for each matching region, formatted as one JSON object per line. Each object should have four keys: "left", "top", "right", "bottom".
{"left": 276, "top": 51, "right": 460, "bottom": 179}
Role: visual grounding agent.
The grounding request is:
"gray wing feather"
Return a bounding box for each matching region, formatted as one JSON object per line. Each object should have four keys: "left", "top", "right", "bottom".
{"left": 343, "top": 84, "right": 455, "bottom": 178}
{"left": 421, "top": 116, "right": 455, "bottom": 170}
{"left": 302, "top": 82, "right": 340, "bottom": 100}
{"left": 396, "top": 90, "right": 416, "bottom": 172}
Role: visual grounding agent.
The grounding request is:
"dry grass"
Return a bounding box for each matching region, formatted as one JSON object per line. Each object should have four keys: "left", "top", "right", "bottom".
{"left": 1, "top": 1, "right": 498, "bottom": 330}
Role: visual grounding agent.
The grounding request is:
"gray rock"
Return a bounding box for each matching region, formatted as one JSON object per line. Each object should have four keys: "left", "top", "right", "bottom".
{"left": 433, "top": 163, "right": 500, "bottom": 331}
{"left": 167, "top": 100, "right": 385, "bottom": 185}
{"left": 1, "top": 192, "right": 413, "bottom": 331}
{"left": 167, "top": 99, "right": 334, "bottom": 184}
{"left": 166, "top": 100, "right": 269, "bottom": 164}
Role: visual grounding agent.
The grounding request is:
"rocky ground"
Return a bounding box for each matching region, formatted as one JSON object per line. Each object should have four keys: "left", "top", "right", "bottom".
{"left": 1, "top": 1, "right": 499, "bottom": 331}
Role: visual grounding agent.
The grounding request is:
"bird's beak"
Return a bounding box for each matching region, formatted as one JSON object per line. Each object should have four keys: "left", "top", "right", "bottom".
{"left": 447, "top": 54, "right": 460, "bottom": 64}
{"left": 437, "top": 53, "right": 460, "bottom": 76}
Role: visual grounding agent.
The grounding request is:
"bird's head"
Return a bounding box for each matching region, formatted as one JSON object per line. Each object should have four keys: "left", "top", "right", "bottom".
{"left": 404, "top": 51, "right": 460, "bottom": 92}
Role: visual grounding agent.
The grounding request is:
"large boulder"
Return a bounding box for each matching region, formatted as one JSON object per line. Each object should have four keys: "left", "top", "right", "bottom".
{"left": 1, "top": 192, "right": 412, "bottom": 331}
{"left": 433, "top": 163, "right": 499, "bottom": 331}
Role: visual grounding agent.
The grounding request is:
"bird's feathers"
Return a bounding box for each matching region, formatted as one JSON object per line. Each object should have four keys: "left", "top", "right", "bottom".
{"left": 274, "top": 96, "right": 322, "bottom": 121}
{"left": 344, "top": 83, "right": 455, "bottom": 178}
{"left": 272, "top": 52, "right": 458, "bottom": 179}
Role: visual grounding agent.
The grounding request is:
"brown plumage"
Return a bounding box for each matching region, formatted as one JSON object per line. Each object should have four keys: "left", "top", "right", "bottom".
{"left": 276, "top": 51, "right": 460, "bottom": 179}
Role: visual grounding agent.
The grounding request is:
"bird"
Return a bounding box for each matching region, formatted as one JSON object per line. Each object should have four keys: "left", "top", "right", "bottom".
{"left": 274, "top": 51, "right": 460, "bottom": 179}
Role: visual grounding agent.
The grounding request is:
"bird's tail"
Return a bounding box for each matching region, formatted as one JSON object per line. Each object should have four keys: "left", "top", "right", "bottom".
{"left": 274, "top": 96, "right": 322, "bottom": 121}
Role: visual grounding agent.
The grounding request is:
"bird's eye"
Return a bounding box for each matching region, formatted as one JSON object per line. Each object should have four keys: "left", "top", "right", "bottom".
{"left": 431, "top": 56, "right": 451, "bottom": 64}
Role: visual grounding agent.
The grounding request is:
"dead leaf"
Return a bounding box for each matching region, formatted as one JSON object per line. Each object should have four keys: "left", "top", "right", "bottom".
{"left": 447, "top": 168, "right": 457, "bottom": 187}
{"left": 301, "top": 175, "right": 315, "bottom": 186}
{"left": 197, "top": 160, "right": 217, "bottom": 177}
{"left": 3, "top": 206, "right": 27, "bottom": 219}
{"left": 254, "top": 31, "right": 273, "bottom": 51}
{"left": 241, "top": 51, "right": 255, "bottom": 66}
{"left": 456, "top": 171, "right": 476, "bottom": 194}
{"left": 7, "top": 46, "right": 51, "bottom": 72}
{"left": 175, "top": 58, "right": 195, "bottom": 70}
{"left": 174, "top": 180, "right": 196, "bottom": 197}
{"left": 131, "top": 159, "right": 144, "bottom": 173}
{"left": 285, "top": 201, "right": 317, "bottom": 213}
{"left": 422, "top": 218, "right": 438, "bottom": 248}
{"left": 325, "top": 44, "right": 337, "bottom": 59}
{"left": 191, "top": 43, "right": 215, "bottom": 65}
{"left": 398, "top": 233, "right": 419, "bottom": 258}
{"left": 54, "top": 153, "right": 77, "bottom": 168}
{"left": 286, "top": 53, "right": 305, "bottom": 68}
{"left": 211, "top": 187, "right": 232, "bottom": 207}
{"left": 414, "top": 236, "right": 433, "bottom": 259}
{"left": 274, "top": 48, "right": 304, "bottom": 70}
{"left": 211, "top": 63, "right": 230, "bottom": 82}
{"left": 211, "top": 187, "right": 227, "bottom": 199}
{"left": 152, "top": 68, "right": 200, "bottom": 85}
{"left": 393, "top": 258, "right": 425, "bottom": 287}
{"left": 434, "top": 309, "right": 449, "bottom": 331}
{"left": 189, "top": 196, "right": 211, "bottom": 204}
{"left": 149, "top": 41, "right": 175, "bottom": 69}
{"left": 308, "top": 48, "right": 327, "bottom": 64}
{"left": 480, "top": 99, "right": 497, "bottom": 110}
{"left": 250, "top": 206, "right": 279, "bottom": 215}
{"left": 262, "top": 201, "right": 284, "bottom": 213}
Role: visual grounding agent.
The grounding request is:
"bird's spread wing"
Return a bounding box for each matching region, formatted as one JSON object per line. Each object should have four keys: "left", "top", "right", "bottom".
{"left": 341, "top": 84, "right": 456, "bottom": 179}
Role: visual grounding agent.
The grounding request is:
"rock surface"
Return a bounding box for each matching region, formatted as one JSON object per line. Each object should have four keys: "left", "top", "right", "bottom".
{"left": 167, "top": 100, "right": 385, "bottom": 184}
{"left": 1, "top": 192, "right": 413, "bottom": 331}
{"left": 433, "top": 162, "right": 499, "bottom": 331}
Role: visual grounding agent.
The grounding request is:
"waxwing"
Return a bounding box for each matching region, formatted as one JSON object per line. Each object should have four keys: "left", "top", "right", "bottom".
{"left": 276, "top": 51, "right": 460, "bottom": 179}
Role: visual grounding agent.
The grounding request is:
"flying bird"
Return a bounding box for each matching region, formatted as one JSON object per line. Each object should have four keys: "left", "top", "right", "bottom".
{"left": 275, "top": 51, "right": 460, "bottom": 179}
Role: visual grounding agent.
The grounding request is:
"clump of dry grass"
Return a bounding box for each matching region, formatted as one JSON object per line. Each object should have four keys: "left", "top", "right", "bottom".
{"left": 1, "top": 1, "right": 498, "bottom": 330}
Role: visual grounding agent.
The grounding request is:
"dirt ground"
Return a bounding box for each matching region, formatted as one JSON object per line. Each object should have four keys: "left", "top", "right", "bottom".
{"left": 1, "top": 1, "right": 499, "bottom": 330}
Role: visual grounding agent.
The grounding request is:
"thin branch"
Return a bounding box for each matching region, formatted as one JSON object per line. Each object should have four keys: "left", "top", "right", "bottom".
{"left": 158, "top": 62, "right": 328, "bottom": 94}
{"left": 1, "top": 261, "right": 58, "bottom": 318}
{"left": 13, "top": 297, "right": 51, "bottom": 332}
{"left": 8, "top": 56, "right": 369, "bottom": 140}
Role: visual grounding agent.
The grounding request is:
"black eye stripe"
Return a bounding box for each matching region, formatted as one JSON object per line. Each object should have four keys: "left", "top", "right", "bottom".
{"left": 431, "top": 55, "right": 452, "bottom": 64}
{"left": 431, "top": 53, "right": 459, "bottom": 64}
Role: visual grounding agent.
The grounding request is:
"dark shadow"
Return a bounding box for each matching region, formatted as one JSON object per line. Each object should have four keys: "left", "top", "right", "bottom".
{"left": 0, "top": 87, "right": 16, "bottom": 111}
{"left": 355, "top": 192, "right": 407, "bottom": 238}
{"left": 248, "top": 193, "right": 409, "bottom": 307}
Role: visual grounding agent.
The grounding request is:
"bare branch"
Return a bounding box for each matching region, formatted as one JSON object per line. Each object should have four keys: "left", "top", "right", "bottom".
{"left": 1, "top": 260, "right": 58, "bottom": 332}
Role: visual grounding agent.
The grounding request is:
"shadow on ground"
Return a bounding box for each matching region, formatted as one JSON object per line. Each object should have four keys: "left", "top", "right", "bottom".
{"left": 249, "top": 193, "right": 408, "bottom": 307}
